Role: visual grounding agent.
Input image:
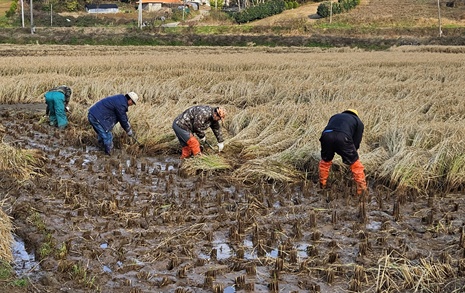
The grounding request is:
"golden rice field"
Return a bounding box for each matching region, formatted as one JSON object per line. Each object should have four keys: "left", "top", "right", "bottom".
{"left": 1, "top": 44, "right": 465, "bottom": 192}
{"left": 1, "top": 44, "right": 465, "bottom": 292}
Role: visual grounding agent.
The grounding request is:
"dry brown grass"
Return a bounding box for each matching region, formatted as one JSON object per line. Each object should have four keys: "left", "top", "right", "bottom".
{"left": 0, "top": 141, "right": 46, "bottom": 181}
{"left": 333, "top": 0, "right": 465, "bottom": 27}
{"left": 0, "top": 208, "right": 13, "bottom": 262}
{"left": 1, "top": 44, "right": 465, "bottom": 190}
{"left": 0, "top": 0, "right": 9, "bottom": 15}
{"left": 374, "top": 253, "right": 459, "bottom": 292}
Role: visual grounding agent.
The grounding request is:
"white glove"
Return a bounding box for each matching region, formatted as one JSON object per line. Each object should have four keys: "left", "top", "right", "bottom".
{"left": 65, "top": 106, "right": 70, "bottom": 112}
{"left": 127, "top": 129, "right": 134, "bottom": 137}
{"left": 218, "top": 142, "right": 224, "bottom": 152}
{"left": 199, "top": 137, "right": 206, "bottom": 143}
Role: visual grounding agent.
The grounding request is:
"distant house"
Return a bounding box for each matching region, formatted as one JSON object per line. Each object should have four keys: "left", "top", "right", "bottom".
{"left": 138, "top": 0, "right": 183, "bottom": 11}
{"left": 85, "top": 4, "right": 119, "bottom": 13}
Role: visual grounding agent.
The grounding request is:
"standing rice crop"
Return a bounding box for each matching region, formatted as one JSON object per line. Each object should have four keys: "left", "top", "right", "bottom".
{"left": 1, "top": 45, "right": 465, "bottom": 190}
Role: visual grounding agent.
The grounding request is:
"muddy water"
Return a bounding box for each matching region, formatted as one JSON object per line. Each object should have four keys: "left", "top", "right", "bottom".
{"left": 1, "top": 105, "right": 465, "bottom": 292}
{"left": 12, "top": 236, "right": 41, "bottom": 279}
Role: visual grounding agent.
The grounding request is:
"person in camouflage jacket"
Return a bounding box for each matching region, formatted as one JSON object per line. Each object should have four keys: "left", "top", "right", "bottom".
{"left": 172, "top": 105, "right": 226, "bottom": 159}
{"left": 44, "top": 85, "right": 72, "bottom": 129}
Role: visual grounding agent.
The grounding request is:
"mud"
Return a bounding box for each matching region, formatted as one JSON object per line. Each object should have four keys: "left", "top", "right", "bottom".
{"left": 1, "top": 104, "right": 465, "bottom": 292}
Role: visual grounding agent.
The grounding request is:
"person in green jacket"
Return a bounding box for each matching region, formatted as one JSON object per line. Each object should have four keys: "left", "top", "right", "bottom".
{"left": 45, "top": 85, "right": 72, "bottom": 129}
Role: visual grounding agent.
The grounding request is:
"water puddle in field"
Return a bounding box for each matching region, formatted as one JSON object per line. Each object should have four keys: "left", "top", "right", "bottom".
{"left": 200, "top": 240, "right": 311, "bottom": 262}
{"left": 214, "top": 242, "right": 233, "bottom": 260}
{"left": 12, "top": 236, "right": 40, "bottom": 278}
{"left": 3, "top": 106, "right": 465, "bottom": 292}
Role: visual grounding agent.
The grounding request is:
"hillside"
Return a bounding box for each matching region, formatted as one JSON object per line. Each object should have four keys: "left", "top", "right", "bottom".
{"left": 333, "top": 0, "right": 465, "bottom": 27}
{"left": 1, "top": 0, "right": 465, "bottom": 47}
{"left": 248, "top": 2, "right": 321, "bottom": 26}
{"left": 247, "top": 0, "right": 465, "bottom": 28}
{"left": 0, "top": 0, "right": 9, "bottom": 15}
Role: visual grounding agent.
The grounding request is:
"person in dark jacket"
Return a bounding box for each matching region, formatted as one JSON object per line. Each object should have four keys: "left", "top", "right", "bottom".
{"left": 45, "top": 85, "right": 72, "bottom": 129}
{"left": 319, "top": 109, "right": 367, "bottom": 195}
{"left": 172, "top": 105, "right": 226, "bottom": 159}
{"left": 88, "top": 92, "right": 139, "bottom": 155}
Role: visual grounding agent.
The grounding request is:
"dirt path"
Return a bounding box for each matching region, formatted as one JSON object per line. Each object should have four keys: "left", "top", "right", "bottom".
{"left": 249, "top": 3, "right": 321, "bottom": 26}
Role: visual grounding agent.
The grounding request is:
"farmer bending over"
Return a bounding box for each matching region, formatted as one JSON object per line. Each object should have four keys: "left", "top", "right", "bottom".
{"left": 173, "top": 105, "right": 226, "bottom": 159}
{"left": 319, "top": 109, "right": 367, "bottom": 195}
{"left": 44, "top": 85, "right": 72, "bottom": 129}
{"left": 88, "top": 92, "right": 138, "bottom": 155}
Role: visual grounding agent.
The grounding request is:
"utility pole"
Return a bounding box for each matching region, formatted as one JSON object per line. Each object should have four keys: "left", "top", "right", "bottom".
{"left": 50, "top": 4, "right": 53, "bottom": 26}
{"left": 30, "top": 0, "right": 34, "bottom": 34}
{"left": 329, "top": 0, "right": 332, "bottom": 24}
{"left": 138, "top": 0, "right": 142, "bottom": 28}
{"left": 182, "top": 0, "right": 185, "bottom": 21}
{"left": 21, "top": 0, "right": 24, "bottom": 27}
{"left": 437, "top": 0, "right": 442, "bottom": 37}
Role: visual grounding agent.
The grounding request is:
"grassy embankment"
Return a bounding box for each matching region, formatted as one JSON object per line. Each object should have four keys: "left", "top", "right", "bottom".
{"left": 1, "top": 45, "right": 465, "bottom": 193}
{"left": 1, "top": 0, "right": 465, "bottom": 47}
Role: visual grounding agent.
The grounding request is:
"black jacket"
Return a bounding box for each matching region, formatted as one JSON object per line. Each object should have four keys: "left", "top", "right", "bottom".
{"left": 323, "top": 111, "right": 364, "bottom": 149}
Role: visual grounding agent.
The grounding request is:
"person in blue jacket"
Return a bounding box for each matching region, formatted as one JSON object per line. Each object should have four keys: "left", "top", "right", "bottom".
{"left": 44, "top": 85, "right": 72, "bottom": 129}
{"left": 88, "top": 92, "right": 139, "bottom": 155}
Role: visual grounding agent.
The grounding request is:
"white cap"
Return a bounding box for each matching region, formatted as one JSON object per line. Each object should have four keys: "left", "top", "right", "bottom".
{"left": 127, "top": 92, "right": 139, "bottom": 104}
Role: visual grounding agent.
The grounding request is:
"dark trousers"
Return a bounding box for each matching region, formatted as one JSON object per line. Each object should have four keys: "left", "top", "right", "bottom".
{"left": 319, "top": 131, "right": 359, "bottom": 165}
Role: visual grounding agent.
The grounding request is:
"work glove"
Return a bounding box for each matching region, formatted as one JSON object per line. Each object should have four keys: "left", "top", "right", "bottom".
{"left": 218, "top": 142, "right": 224, "bottom": 152}
{"left": 127, "top": 129, "right": 134, "bottom": 137}
{"left": 65, "top": 106, "right": 70, "bottom": 112}
{"left": 199, "top": 137, "right": 206, "bottom": 143}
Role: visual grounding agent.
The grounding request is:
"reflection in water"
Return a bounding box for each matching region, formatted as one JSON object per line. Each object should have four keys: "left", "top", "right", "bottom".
{"left": 214, "top": 242, "right": 232, "bottom": 260}
{"left": 12, "top": 235, "right": 40, "bottom": 278}
{"left": 204, "top": 240, "right": 311, "bottom": 261}
{"left": 103, "top": 265, "right": 112, "bottom": 273}
{"left": 367, "top": 221, "right": 381, "bottom": 231}
{"left": 267, "top": 249, "right": 278, "bottom": 258}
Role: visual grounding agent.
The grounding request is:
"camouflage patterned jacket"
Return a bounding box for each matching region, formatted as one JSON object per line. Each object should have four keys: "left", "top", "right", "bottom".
{"left": 174, "top": 105, "right": 224, "bottom": 143}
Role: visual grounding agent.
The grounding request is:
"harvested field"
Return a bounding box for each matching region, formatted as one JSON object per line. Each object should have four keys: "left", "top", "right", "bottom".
{"left": 1, "top": 45, "right": 465, "bottom": 292}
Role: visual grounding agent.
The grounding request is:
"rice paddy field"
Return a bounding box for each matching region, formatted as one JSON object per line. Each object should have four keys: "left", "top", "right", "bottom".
{"left": 1, "top": 44, "right": 465, "bottom": 292}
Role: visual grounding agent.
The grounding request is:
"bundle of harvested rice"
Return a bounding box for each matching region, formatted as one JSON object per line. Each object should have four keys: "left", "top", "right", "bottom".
{"left": 0, "top": 142, "right": 45, "bottom": 180}
{"left": 180, "top": 154, "right": 231, "bottom": 176}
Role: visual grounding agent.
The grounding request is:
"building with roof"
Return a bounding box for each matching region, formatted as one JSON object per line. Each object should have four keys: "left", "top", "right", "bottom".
{"left": 85, "top": 4, "right": 119, "bottom": 13}
{"left": 139, "top": 0, "right": 183, "bottom": 11}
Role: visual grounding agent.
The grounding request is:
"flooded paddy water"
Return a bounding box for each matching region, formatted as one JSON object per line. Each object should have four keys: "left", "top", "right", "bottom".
{"left": 1, "top": 104, "right": 465, "bottom": 292}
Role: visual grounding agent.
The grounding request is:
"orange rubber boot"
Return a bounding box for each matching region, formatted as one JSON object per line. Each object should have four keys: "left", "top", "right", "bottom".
{"left": 180, "top": 146, "right": 192, "bottom": 159}
{"left": 318, "top": 160, "right": 332, "bottom": 189}
{"left": 187, "top": 136, "right": 201, "bottom": 156}
{"left": 350, "top": 159, "right": 367, "bottom": 195}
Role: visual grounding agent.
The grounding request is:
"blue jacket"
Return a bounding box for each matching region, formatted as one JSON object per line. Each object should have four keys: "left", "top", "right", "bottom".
{"left": 88, "top": 94, "right": 131, "bottom": 133}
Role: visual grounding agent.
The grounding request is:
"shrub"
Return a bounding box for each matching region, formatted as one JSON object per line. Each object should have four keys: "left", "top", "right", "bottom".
{"left": 285, "top": 1, "right": 299, "bottom": 9}
{"left": 5, "top": 1, "right": 17, "bottom": 18}
{"left": 230, "top": 0, "right": 286, "bottom": 23}
{"left": 317, "top": 0, "right": 359, "bottom": 18}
